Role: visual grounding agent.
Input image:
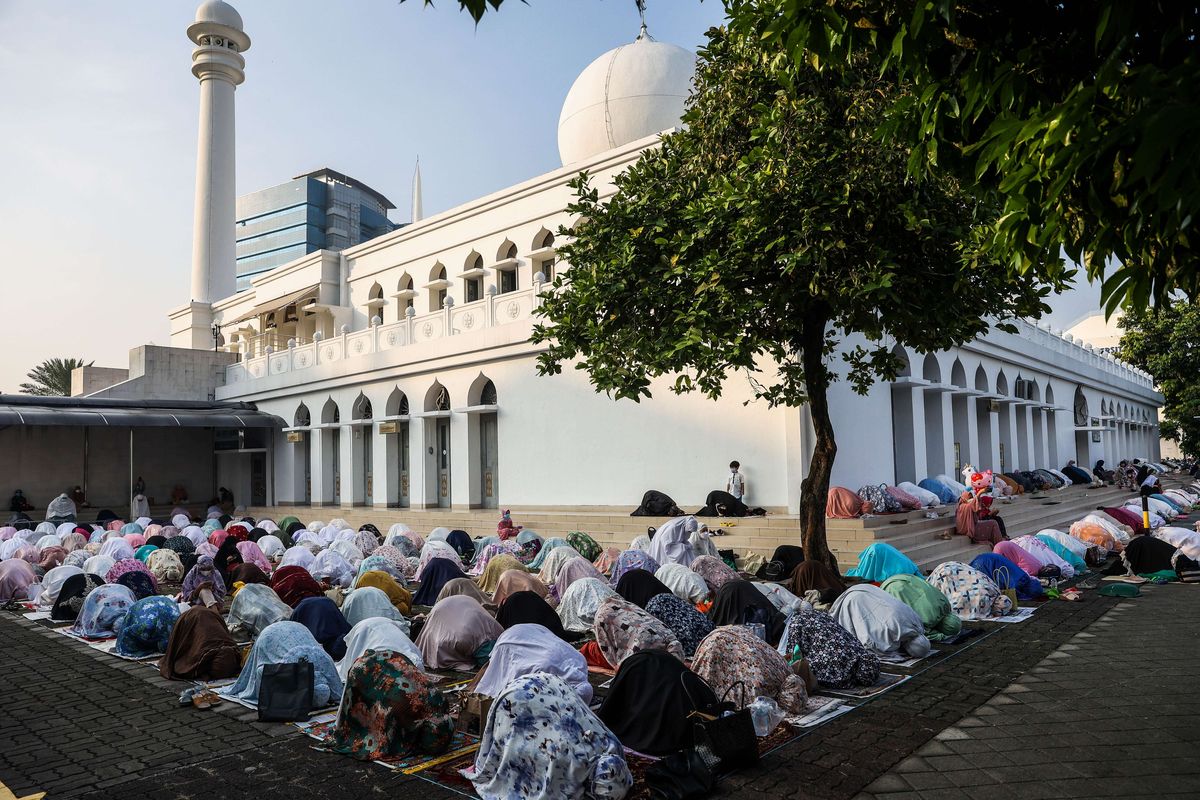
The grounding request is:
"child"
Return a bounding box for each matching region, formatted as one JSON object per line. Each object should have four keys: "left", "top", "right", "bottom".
{"left": 726, "top": 461, "right": 746, "bottom": 503}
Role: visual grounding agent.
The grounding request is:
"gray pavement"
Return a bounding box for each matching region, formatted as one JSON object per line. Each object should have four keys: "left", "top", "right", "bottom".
{"left": 1, "top": 578, "right": 1197, "bottom": 799}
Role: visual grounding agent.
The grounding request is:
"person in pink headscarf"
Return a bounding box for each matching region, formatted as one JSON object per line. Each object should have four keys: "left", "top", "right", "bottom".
{"left": 236, "top": 541, "right": 273, "bottom": 575}
{"left": 956, "top": 472, "right": 1006, "bottom": 546}
{"left": 994, "top": 540, "right": 1043, "bottom": 576}
{"left": 826, "top": 488, "right": 863, "bottom": 519}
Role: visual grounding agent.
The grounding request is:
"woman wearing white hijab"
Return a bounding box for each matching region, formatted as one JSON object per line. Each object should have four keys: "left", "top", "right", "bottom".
{"left": 55, "top": 522, "right": 77, "bottom": 537}
{"left": 83, "top": 555, "right": 115, "bottom": 578}
{"left": 280, "top": 546, "right": 316, "bottom": 571}
{"left": 335, "top": 617, "right": 423, "bottom": 682}
{"left": 37, "top": 535, "right": 63, "bottom": 551}
{"left": 310, "top": 549, "right": 354, "bottom": 588}
{"left": 646, "top": 515, "right": 712, "bottom": 568}
{"left": 258, "top": 535, "right": 285, "bottom": 560}
{"left": 473, "top": 624, "right": 592, "bottom": 703}
{"left": 99, "top": 538, "right": 134, "bottom": 562}
{"left": 655, "top": 563, "right": 712, "bottom": 604}
{"left": 36, "top": 565, "right": 83, "bottom": 610}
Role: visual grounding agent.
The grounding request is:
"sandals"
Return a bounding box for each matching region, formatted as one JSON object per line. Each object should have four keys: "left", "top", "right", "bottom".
{"left": 191, "top": 690, "right": 221, "bottom": 709}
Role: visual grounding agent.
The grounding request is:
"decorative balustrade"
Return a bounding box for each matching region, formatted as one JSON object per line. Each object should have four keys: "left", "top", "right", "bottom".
{"left": 225, "top": 282, "right": 544, "bottom": 387}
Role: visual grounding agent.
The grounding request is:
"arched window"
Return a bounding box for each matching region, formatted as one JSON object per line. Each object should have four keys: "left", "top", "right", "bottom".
{"left": 294, "top": 403, "right": 311, "bottom": 427}
{"left": 532, "top": 228, "right": 556, "bottom": 282}
{"left": 353, "top": 394, "right": 373, "bottom": 420}
{"left": 469, "top": 373, "right": 498, "bottom": 406}
{"left": 950, "top": 359, "right": 967, "bottom": 389}
{"left": 995, "top": 370, "right": 1009, "bottom": 396}
{"left": 480, "top": 380, "right": 497, "bottom": 405}
{"left": 497, "top": 240, "right": 517, "bottom": 261}
{"left": 463, "top": 252, "right": 484, "bottom": 303}
{"left": 425, "top": 381, "right": 451, "bottom": 412}
{"left": 974, "top": 365, "right": 989, "bottom": 392}
{"left": 429, "top": 263, "right": 448, "bottom": 311}
{"left": 321, "top": 398, "right": 340, "bottom": 424}
{"left": 396, "top": 273, "right": 414, "bottom": 319}
{"left": 366, "top": 283, "right": 384, "bottom": 322}
{"left": 921, "top": 354, "right": 941, "bottom": 383}
{"left": 890, "top": 345, "right": 911, "bottom": 378}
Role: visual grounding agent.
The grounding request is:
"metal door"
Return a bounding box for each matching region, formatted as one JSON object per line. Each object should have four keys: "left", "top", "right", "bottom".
{"left": 480, "top": 413, "right": 498, "bottom": 509}
{"left": 437, "top": 419, "right": 451, "bottom": 508}
{"left": 362, "top": 429, "right": 373, "bottom": 505}
{"left": 331, "top": 428, "right": 341, "bottom": 505}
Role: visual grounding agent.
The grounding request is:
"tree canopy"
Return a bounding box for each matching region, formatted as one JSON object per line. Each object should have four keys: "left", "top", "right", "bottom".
{"left": 19, "top": 358, "right": 91, "bottom": 397}
{"left": 531, "top": 3, "right": 1067, "bottom": 563}
{"left": 426, "top": 0, "right": 1199, "bottom": 312}
{"left": 1118, "top": 303, "right": 1200, "bottom": 458}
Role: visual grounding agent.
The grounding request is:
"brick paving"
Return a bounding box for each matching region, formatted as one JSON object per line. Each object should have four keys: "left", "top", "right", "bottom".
{"left": 1, "top": 580, "right": 1195, "bottom": 799}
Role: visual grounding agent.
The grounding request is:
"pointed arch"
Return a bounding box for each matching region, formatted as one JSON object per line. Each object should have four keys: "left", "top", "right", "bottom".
{"left": 995, "top": 370, "right": 1009, "bottom": 396}
{"left": 430, "top": 262, "right": 447, "bottom": 282}
{"left": 352, "top": 393, "right": 373, "bottom": 420}
{"left": 397, "top": 272, "right": 413, "bottom": 292}
{"left": 974, "top": 364, "right": 990, "bottom": 391}
{"left": 950, "top": 359, "right": 967, "bottom": 389}
{"left": 464, "top": 251, "right": 483, "bottom": 272}
{"left": 1044, "top": 384, "right": 1056, "bottom": 406}
{"left": 468, "top": 373, "right": 498, "bottom": 406}
{"left": 294, "top": 402, "right": 311, "bottom": 427}
{"left": 891, "top": 344, "right": 911, "bottom": 378}
{"left": 921, "top": 353, "right": 941, "bottom": 383}
{"left": 368, "top": 282, "right": 383, "bottom": 300}
{"left": 320, "top": 397, "right": 339, "bottom": 424}
{"left": 533, "top": 227, "right": 555, "bottom": 250}
{"left": 386, "top": 387, "right": 409, "bottom": 417}
{"left": 424, "top": 381, "right": 451, "bottom": 412}
{"left": 496, "top": 239, "right": 517, "bottom": 262}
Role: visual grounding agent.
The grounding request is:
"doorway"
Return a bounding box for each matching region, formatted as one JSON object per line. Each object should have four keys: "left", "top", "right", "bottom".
{"left": 479, "top": 412, "right": 498, "bottom": 508}
{"left": 437, "top": 418, "right": 451, "bottom": 508}
{"left": 331, "top": 428, "right": 341, "bottom": 505}
{"left": 399, "top": 423, "right": 410, "bottom": 507}
{"left": 251, "top": 453, "right": 267, "bottom": 506}
{"left": 361, "top": 429, "right": 373, "bottom": 505}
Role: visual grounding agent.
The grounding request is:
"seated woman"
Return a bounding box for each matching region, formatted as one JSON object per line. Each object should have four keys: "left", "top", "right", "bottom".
{"left": 415, "top": 595, "right": 503, "bottom": 671}
{"left": 490, "top": 569, "right": 549, "bottom": 608}
{"left": 181, "top": 556, "right": 226, "bottom": 609}
{"left": 926, "top": 561, "right": 1014, "bottom": 620}
{"left": 598, "top": 650, "right": 720, "bottom": 757}
{"left": 496, "top": 590, "right": 579, "bottom": 642}
{"left": 970, "top": 552, "right": 1044, "bottom": 600}
{"left": 412, "top": 557, "right": 467, "bottom": 606}
{"left": 706, "top": 579, "right": 787, "bottom": 645}
{"left": 115, "top": 595, "right": 182, "bottom": 657}
{"left": 159, "top": 606, "right": 241, "bottom": 681}
{"left": 614, "top": 569, "right": 673, "bottom": 609}
{"left": 473, "top": 623, "right": 592, "bottom": 702}
{"left": 70, "top": 584, "right": 136, "bottom": 639}
{"left": 789, "top": 561, "right": 847, "bottom": 607}
{"left": 845, "top": 543, "right": 922, "bottom": 584}
{"left": 647, "top": 515, "right": 710, "bottom": 568}
{"left": 218, "top": 621, "right": 343, "bottom": 708}
{"left": 556, "top": 577, "right": 619, "bottom": 634}
{"left": 777, "top": 608, "right": 879, "bottom": 689}
{"left": 322, "top": 649, "right": 453, "bottom": 762}
{"left": 270, "top": 565, "right": 325, "bottom": 609}
{"left": 468, "top": 673, "right": 632, "bottom": 800}
{"left": 355, "top": 570, "right": 412, "bottom": 617}
{"left": 644, "top": 592, "right": 713, "bottom": 656}
{"left": 226, "top": 583, "right": 292, "bottom": 638}
{"left": 955, "top": 476, "right": 1006, "bottom": 546}
{"left": 655, "top": 563, "right": 711, "bottom": 605}
{"left": 689, "top": 554, "right": 738, "bottom": 594}
{"left": 692, "top": 625, "right": 810, "bottom": 713}
{"left": 594, "top": 596, "right": 685, "bottom": 668}
{"left": 554, "top": 556, "right": 603, "bottom": 599}
{"left": 880, "top": 574, "right": 962, "bottom": 642}
{"left": 830, "top": 584, "right": 931, "bottom": 658}
{"left": 336, "top": 617, "right": 423, "bottom": 682}
{"left": 341, "top": 586, "right": 409, "bottom": 631}
{"left": 291, "top": 596, "right": 352, "bottom": 659}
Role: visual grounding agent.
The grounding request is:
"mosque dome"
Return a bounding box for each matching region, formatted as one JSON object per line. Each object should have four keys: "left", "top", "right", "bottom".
{"left": 557, "top": 36, "right": 696, "bottom": 166}
{"left": 193, "top": 0, "right": 244, "bottom": 31}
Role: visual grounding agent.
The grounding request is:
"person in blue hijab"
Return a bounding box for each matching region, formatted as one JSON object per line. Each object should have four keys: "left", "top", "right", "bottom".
{"left": 115, "top": 595, "right": 181, "bottom": 657}
{"left": 412, "top": 557, "right": 466, "bottom": 606}
{"left": 969, "top": 552, "right": 1044, "bottom": 600}
{"left": 291, "top": 596, "right": 351, "bottom": 659}
{"left": 845, "top": 543, "right": 922, "bottom": 583}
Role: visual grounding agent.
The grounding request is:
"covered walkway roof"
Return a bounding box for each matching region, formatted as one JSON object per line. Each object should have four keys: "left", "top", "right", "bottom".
{"left": 0, "top": 395, "right": 285, "bottom": 429}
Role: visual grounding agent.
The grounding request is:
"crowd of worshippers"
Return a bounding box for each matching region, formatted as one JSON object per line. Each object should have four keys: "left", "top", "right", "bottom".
{"left": 4, "top": 489, "right": 1200, "bottom": 800}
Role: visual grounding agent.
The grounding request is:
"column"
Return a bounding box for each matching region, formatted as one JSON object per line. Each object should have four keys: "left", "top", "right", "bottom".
{"left": 338, "top": 424, "right": 355, "bottom": 508}
{"left": 964, "top": 395, "right": 980, "bottom": 469}
{"left": 310, "top": 429, "right": 328, "bottom": 506}
{"left": 371, "top": 425, "right": 392, "bottom": 508}
{"left": 450, "top": 411, "right": 472, "bottom": 510}
{"left": 1038, "top": 408, "right": 1050, "bottom": 467}
{"left": 938, "top": 391, "right": 955, "bottom": 476}
{"left": 408, "top": 417, "right": 431, "bottom": 509}
{"left": 989, "top": 409, "right": 1002, "bottom": 473}
{"left": 1022, "top": 405, "right": 1036, "bottom": 469}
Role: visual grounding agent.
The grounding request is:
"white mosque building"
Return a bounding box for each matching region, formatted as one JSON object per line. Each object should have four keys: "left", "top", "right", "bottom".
{"left": 83, "top": 1, "right": 1163, "bottom": 517}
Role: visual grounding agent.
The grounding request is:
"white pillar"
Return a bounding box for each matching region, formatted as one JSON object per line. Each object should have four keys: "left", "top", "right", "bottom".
{"left": 338, "top": 424, "right": 356, "bottom": 508}
{"left": 1022, "top": 406, "right": 1036, "bottom": 469}
{"left": 1038, "top": 409, "right": 1050, "bottom": 467}
{"left": 371, "top": 427, "right": 392, "bottom": 508}
{"left": 989, "top": 410, "right": 1002, "bottom": 473}
{"left": 187, "top": 3, "right": 250, "bottom": 306}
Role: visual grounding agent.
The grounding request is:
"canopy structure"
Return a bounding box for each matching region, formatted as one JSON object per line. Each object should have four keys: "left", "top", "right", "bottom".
{"left": 0, "top": 395, "right": 285, "bottom": 429}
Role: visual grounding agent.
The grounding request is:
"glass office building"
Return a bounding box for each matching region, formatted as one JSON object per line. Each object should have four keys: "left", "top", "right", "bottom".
{"left": 235, "top": 168, "right": 398, "bottom": 291}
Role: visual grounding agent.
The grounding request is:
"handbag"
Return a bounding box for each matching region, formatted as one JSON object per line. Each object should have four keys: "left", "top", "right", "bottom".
{"left": 685, "top": 679, "right": 759, "bottom": 772}
{"left": 643, "top": 748, "right": 715, "bottom": 800}
{"left": 258, "top": 661, "right": 314, "bottom": 722}
{"left": 992, "top": 565, "right": 1019, "bottom": 607}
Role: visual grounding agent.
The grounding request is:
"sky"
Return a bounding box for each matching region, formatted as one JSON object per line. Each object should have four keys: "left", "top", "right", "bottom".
{"left": 0, "top": 0, "right": 1101, "bottom": 392}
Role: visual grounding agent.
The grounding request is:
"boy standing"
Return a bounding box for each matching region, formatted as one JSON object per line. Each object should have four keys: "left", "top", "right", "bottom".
{"left": 726, "top": 461, "right": 746, "bottom": 503}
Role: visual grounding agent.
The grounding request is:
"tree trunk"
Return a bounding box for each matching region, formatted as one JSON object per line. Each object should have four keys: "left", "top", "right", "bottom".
{"left": 798, "top": 313, "right": 838, "bottom": 570}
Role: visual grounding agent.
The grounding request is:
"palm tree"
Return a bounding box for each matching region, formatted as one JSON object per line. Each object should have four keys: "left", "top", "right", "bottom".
{"left": 19, "top": 357, "right": 93, "bottom": 397}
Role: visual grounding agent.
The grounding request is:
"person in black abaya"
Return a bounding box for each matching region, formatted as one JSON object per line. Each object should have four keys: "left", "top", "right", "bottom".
{"left": 695, "top": 490, "right": 766, "bottom": 517}
{"left": 630, "top": 490, "right": 685, "bottom": 517}
{"left": 495, "top": 590, "right": 580, "bottom": 643}
{"left": 598, "top": 650, "right": 719, "bottom": 756}
{"left": 707, "top": 579, "right": 786, "bottom": 645}
{"left": 213, "top": 538, "right": 244, "bottom": 584}
{"left": 615, "top": 569, "right": 673, "bottom": 609}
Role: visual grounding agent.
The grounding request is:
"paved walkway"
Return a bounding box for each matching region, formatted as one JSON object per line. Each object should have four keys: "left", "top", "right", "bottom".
{"left": 1, "top": 582, "right": 1197, "bottom": 799}
{"left": 856, "top": 584, "right": 1200, "bottom": 800}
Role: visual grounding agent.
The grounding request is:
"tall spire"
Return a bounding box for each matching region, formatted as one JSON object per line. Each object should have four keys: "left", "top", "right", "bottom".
{"left": 411, "top": 157, "right": 423, "bottom": 224}
{"left": 635, "top": 0, "right": 652, "bottom": 41}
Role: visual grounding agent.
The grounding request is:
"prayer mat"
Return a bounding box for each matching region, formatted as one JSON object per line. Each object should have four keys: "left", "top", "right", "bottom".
{"left": 820, "top": 671, "right": 908, "bottom": 699}
{"left": 985, "top": 606, "right": 1037, "bottom": 623}
{"left": 877, "top": 648, "right": 938, "bottom": 666}
{"left": 86, "top": 638, "right": 164, "bottom": 661}
{"left": 787, "top": 696, "right": 852, "bottom": 728}
{"left": 53, "top": 626, "right": 115, "bottom": 643}
{"left": 302, "top": 720, "right": 482, "bottom": 774}
{"left": 934, "top": 627, "right": 985, "bottom": 647}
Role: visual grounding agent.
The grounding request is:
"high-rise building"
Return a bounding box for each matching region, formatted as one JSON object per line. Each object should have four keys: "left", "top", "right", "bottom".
{"left": 234, "top": 168, "right": 398, "bottom": 290}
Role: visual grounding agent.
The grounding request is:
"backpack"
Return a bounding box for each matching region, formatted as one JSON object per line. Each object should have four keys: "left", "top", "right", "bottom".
{"left": 858, "top": 484, "right": 902, "bottom": 514}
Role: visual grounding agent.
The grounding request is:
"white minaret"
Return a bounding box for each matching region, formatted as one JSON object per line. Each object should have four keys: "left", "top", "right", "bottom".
{"left": 187, "top": 0, "right": 249, "bottom": 304}
{"left": 411, "top": 158, "right": 424, "bottom": 224}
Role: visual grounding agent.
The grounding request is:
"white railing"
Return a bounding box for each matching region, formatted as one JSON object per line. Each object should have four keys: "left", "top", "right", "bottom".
{"left": 225, "top": 281, "right": 544, "bottom": 387}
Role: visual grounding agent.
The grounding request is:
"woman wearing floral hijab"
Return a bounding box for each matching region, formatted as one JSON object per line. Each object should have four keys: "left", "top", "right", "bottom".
{"left": 181, "top": 555, "right": 227, "bottom": 608}
{"left": 115, "top": 595, "right": 181, "bottom": 657}
{"left": 593, "top": 595, "right": 684, "bottom": 667}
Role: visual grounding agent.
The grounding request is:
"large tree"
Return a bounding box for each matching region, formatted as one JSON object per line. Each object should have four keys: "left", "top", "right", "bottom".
{"left": 530, "top": 4, "right": 1066, "bottom": 565}
{"left": 19, "top": 357, "right": 92, "bottom": 397}
{"left": 427, "top": 1, "right": 1199, "bottom": 312}
{"left": 1118, "top": 303, "right": 1200, "bottom": 458}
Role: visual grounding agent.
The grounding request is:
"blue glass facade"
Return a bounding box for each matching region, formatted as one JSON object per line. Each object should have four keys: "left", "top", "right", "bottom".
{"left": 235, "top": 170, "right": 397, "bottom": 291}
